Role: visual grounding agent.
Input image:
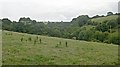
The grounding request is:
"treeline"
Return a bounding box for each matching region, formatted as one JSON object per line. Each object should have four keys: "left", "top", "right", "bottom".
{"left": 1, "top": 12, "right": 120, "bottom": 45}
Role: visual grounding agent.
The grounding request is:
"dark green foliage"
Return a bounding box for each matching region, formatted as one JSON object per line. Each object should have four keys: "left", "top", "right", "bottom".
{"left": 19, "top": 17, "right": 32, "bottom": 23}
{"left": 92, "top": 15, "right": 100, "bottom": 18}
{"left": 2, "top": 13, "right": 120, "bottom": 45}
{"left": 118, "top": 15, "right": 120, "bottom": 24}
{"left": 91, "top": 15, "right": 105, "bottom": 19}
{"left": 107, "top": 20, "right": 118, "bottom": 29}
{"left": 108, "top": 32, "right": 120, "bottom": 45}
{"left": 94, "top": 31, "right": 106, "bottom": 42}
{"left": 96, "top": 22, "right": 109, "bottom": 32}
{"left": 2, "top": 18, "right": 11, "bottom": 25}
{"left": 78, "top": 30, "right": 94, "bottom": 41}
{"left": 2, "top": 18, "right": 12, "bottom": 30}
{"left": 107, "top": 12, "right": 113, "bottom": 16}
{"left": 48, "top": 27, "right": 62, "bottom": 37}
{"left": 71, "top": 15, "right": 90, "bottom": 27}
{"left": 12, "top": 22, "right": 25, "bottom": 32}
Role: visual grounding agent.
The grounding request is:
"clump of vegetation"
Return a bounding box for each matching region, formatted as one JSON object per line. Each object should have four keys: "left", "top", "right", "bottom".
{"left": 28, "top": 37, "right": 32, "bottom": 41}
{"left": 34, "top": 39, "right": 37, "bottom": 45}
{"left": 59, "top": 41, "right": 61, "bottom": 45}
{"left": 39, "top": 39, "right": 42, "bottom": 43}
{"left": 65, "top": 41, "right": 68, "bottom": 47}
{"left": 21, "top": 37, "right": 23, "bottom": 42}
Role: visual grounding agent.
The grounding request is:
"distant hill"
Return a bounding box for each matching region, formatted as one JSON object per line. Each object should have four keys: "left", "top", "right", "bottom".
{"left": 91, "top": 15, "right": 118, "bottom": 24}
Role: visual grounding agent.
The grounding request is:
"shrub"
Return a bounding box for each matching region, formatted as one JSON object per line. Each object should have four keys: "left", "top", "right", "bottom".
{"left": 21, "top": 38, "right": 23, "bottom": 42}
{"left": 108, "top": 32, "right": 120, "bottom": 45}
{"left": 39, "top": 39, "right": 41, "bottom": 43}
{"left": 28, "top": 37, "right": 32, "bottom": 41}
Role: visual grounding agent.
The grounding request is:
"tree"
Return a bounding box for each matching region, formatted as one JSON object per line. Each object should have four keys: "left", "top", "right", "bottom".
{"left": 108, "top": 32, "right": 120, "bottom": 45}
{"left": 118, "top": 15, "right": 120, "bottom": 24}
{"left": 94, "top": 31, "right": 106, "bottom": 42}
{"left": 12, "top": 22, "right": 25, "bottom": 32}
{"left": 92, "top": 15, "right": 100, "bottom": 18}
{"left": 107, "top": 12, "right": 113, "bottom": 16}
{"left": 2, "top": 18, "right": 12, "bottom": 30}
{"left": 19, "top": 17, "right": 32, "bottom": 25}
{"left": 78, "top": 29, "right": 94, "bottom": 41}
{"left": 96, "top": 22, "right": 109, "bottom": 32}
{"left": 2, "top": 18, "right": 12, "bottom": 24}
{"left": 71, "top": 15, "right": 90, "bottom": 27}
{"left": 48, "top": 27, "right": 61, "bottom": 37}
{"left": 0, "top": 19, "right": 2, "bottom": 30}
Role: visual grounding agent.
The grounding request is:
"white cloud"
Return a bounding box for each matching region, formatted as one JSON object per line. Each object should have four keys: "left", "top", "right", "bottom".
{"left": 0, "top": 0, "right": 119, "bottom": 21}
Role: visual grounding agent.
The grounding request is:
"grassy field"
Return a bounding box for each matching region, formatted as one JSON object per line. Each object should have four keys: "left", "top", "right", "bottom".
{"left": 0, "top": 30, "right": 2, "bottom": 66}
{"left": 2, "top": 30, "right": 118, "bottom": 65}
{"left": 91, "top": 15, "right": 118, "bottom": 23}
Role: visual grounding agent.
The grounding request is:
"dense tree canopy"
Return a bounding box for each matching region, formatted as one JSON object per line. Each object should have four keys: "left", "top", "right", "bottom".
{"left": 1, "top": 12, "right": 120, "bottom": 45}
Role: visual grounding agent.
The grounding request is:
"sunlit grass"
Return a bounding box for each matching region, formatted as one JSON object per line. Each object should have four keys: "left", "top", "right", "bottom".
{"left": 91, "top": 15, "right": 118, "bottom": 23}
{"left": 2, "top": 30, "right": 118, "bottom": 65}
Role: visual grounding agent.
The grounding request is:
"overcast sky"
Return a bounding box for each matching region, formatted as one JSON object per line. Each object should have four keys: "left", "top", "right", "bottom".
{"left": 0, "top": 0, "right": 119, "bottom": 22}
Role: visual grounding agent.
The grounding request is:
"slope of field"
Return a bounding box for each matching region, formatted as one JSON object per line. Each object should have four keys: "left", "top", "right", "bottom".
{"left": 2, "top": 31, "right": 118, "bottom": 65}
{"left": 91, "top": 15, "right": 118, "bottom": 23}
{"left": 0, "top": 30, "right": 2, "bottom": 66}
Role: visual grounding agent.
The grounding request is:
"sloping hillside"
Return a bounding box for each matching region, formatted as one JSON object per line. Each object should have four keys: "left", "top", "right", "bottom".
{"left": 2, "top": 14, "right": 120, "bottom": 45}
{"left": 2, "top": 31, "right": 118, "bottom": 65}
{"left": 91, "top": 15, "right": 118, "bottom": 23}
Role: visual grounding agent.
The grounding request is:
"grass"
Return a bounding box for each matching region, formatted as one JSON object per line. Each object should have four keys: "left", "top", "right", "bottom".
{"left": 2, "top": 30, "right": 118, "bottom": 65}
{"left": 0, "top": 30, "right": 2, "bottom": 66}
{"left": 91, "top": 15, "right": 118, "bottom": 23}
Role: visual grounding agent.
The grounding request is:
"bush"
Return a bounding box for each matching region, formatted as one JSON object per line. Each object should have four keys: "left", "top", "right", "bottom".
{"left": 108, "top": 32, "right": 120, "bottom": 45}
{"left": 78, "top": 30, "right": 94, "bottom": 41}
{"left": 94, "top": 31, "right": 107, "bottom": 42}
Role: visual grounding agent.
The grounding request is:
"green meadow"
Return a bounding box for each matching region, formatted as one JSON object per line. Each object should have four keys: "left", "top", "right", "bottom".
{"left": 2, "top": 30, "right": 118, "bottom": 65}
{"left": 0, "top": 30, "right": 2, "bottom": 66}
{"left": 91, "top": 15, "right": 118, "bottom": 23}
